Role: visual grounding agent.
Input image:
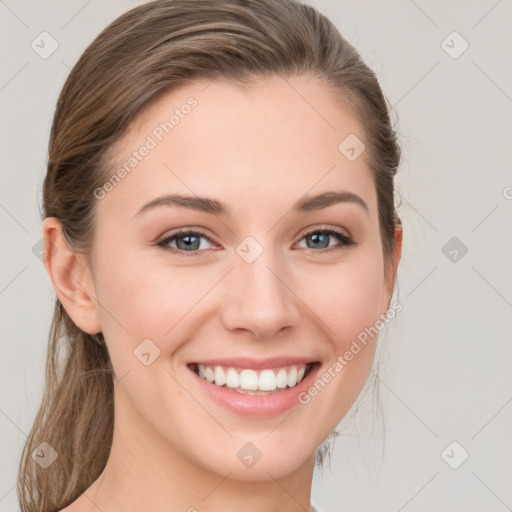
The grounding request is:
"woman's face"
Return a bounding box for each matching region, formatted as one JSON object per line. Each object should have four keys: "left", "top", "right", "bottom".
{"left": 83, "top": 75, "right": 400, "bottom": 480}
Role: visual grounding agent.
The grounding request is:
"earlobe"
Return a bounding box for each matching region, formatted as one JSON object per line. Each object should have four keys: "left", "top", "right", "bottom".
{"left": 42, "top": 217, "right": 102, "bottom": 335}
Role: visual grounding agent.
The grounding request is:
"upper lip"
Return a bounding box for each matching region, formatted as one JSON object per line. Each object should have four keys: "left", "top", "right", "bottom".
{"left": 188, "top": 356, "right": 319, "bottom": 370}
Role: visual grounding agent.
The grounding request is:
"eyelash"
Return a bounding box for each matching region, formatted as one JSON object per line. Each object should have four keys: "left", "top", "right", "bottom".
{"left": 156, "top": 227, "right": 355, "bottom": 257}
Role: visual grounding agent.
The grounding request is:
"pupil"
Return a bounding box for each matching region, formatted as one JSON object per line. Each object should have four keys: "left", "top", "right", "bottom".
{"left": 178, "top": 235, "right": 199, "bottom": 250}
{"left": 309, "top": 233, "right": 328, "bottom": 249}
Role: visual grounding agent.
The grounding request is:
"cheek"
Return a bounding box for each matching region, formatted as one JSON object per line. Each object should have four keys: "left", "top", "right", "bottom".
{"left": 92, "top": 247, "right": 182, "bottom": 359}
{"left": 299, "top": 254, "right": 384, "bottom": 368}
{"left": 92, "top": 253, "right": 200, "bottom": 424}
{"left": 294, "top": 259, "right": 385, "bottom": 423}
{"left": 300, "top": 256, "right": 385, "bottom": 346}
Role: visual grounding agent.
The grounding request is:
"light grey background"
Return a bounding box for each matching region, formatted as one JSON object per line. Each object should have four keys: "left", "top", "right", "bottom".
{"left": 1, "top": 1, "right": 511, "bottom": 511}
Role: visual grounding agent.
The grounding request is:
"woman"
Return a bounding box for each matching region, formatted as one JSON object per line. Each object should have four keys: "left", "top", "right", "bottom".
{"left": 18, "top": 0, "right": 403, "bottom": 510}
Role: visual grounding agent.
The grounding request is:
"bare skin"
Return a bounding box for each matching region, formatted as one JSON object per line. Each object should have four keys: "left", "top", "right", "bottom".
{"left": 44, "top": 74, "right": 402, "bottom": 512}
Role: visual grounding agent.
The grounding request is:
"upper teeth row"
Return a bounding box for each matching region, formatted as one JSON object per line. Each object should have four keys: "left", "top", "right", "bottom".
{"left": 197, "top": 364, "right": 308, "bottom": 391}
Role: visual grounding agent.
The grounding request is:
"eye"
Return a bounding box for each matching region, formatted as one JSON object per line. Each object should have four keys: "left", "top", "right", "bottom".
{"left": 156, "top": 229, "right": 217, "bottom": 257}
{"left": 156, "top": 227, "right": 355, "bottom": 257}
{"left": 295, "top": 228, "right": 355, "bottom": 254}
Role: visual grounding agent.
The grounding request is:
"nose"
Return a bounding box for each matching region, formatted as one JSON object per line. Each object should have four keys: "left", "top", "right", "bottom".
{"left": 220, "top": 250, "right": 301, "bottom": 340}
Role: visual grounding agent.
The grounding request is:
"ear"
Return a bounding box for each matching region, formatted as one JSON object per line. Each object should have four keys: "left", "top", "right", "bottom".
{"left": 382, "top": 223, "right": 403, "bottom": 312}
{"left": 42, "top": 217, "right": 102, "bottom": 335}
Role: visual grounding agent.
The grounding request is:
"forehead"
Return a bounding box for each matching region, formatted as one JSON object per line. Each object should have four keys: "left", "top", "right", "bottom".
{"left": 97, "top": 75, "right": 376, "bottom": 222}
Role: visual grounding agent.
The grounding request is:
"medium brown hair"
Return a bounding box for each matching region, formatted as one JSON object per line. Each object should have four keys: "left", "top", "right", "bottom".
{"left": 18, "top": 1, "right": 402, "bottom": 510}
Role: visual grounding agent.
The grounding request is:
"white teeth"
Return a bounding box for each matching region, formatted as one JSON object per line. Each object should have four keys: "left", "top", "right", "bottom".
{"left": 214, "top": 366, "right": 226, "bottom": 386}
{"left": 205, "top": 366, "right": 215, "bottom": 383}
{"left": 287, "top": 366, "right": 297, "bottom": 387}
{"left": 194, "top": 363, "right": 311, "bottom": 392}
{"left": 240, "top": 369, "right": 259, "bottom": 390}
{"left": 225, "top": 368, "right": 240, "bottom": 388}
{"left": 276, "top": 368, "right": 288, "bottom": 388}
{"left": 258, "top": 369, "right": 276, "bottom": 391}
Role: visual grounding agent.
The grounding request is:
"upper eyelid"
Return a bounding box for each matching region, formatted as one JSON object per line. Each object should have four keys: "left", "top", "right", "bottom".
{"left": 157, "top": 228, "right": 214, "bottom": 243}
{"left": 296, "top": 224, "right": 351, "bottom": 239}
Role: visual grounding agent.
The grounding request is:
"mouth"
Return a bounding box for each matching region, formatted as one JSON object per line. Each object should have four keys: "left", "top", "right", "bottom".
{"left": 187, "top": 361, "right": 320, "bottom": 396}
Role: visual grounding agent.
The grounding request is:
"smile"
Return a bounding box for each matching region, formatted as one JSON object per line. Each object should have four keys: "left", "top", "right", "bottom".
{"left": 186, "top": 356, "right": 322, "bottom": 417}
{"left": 188, "top": 362, "right": 315, "bottom": 394}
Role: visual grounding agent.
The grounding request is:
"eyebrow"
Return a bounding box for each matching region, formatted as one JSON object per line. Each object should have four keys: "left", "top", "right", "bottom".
{"left": 134, "top": 190, "right": 369, "bottom": 218}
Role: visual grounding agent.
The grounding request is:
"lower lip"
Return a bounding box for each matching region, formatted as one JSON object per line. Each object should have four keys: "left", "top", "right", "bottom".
{"left": 188, "top": 363, "right": 321, "bottom": 418}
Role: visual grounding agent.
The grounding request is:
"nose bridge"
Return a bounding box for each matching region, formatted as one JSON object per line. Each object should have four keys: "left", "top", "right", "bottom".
{"left": 221, "top": 237, "right": 301, "bottom": 339}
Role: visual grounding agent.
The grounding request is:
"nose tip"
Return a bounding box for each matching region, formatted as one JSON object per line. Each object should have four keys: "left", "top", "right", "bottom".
{"left": 220, "top": 259, "right": 301, "bottom": 340}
